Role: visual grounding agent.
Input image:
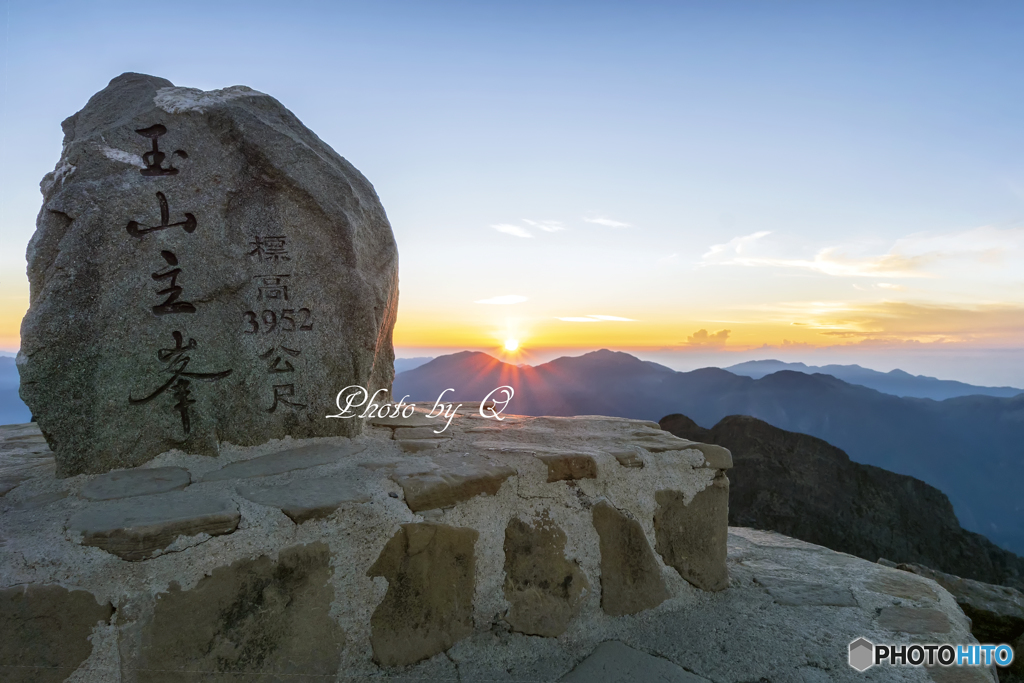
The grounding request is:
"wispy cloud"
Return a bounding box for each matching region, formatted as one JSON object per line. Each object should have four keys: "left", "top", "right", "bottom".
{"left": 492, "top": 223, "right": 533, "bottom": 238}
{"left": 475, "top": 295, "right": 528, "bottom": 305}
{"left": 758, "top": 300, "right": 1024, "bottom": 345}
{"left": 523, "top": 219, "right": 565, "bottom": 232}
{"left": 682, "top": 328, "right": 731, "bottom": 347}
{"left": 584, "top": 216, "right": 632, "bottom": 228}
{"left": 701, "top": 226, "right": 1024, "bottom": 280}
{"left": 557, "top": 314, "right": 635, "bottom": 323}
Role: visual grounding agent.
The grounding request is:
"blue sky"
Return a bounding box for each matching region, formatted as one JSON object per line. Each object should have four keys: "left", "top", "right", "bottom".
{"left": 2, "top": 1, "right": 1024, "bottom": 384}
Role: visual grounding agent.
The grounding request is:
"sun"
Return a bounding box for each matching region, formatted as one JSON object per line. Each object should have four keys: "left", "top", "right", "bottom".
{"left": 503, "top": 338, "right": 519, "bottom": 352}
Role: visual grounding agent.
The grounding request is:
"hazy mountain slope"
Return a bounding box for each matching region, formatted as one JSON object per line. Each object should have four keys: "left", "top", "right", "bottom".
{"left": 660, "top": 413, "right": 1024, "bottom": 590}
{"left": 0, "top": 357, "right": 31, "bottom": 425}
{"left": 394, "top": 350, "right": 1024, "bottom": 554}
{"left": 727, "top": 359, "right": 1023, "bottom": 399}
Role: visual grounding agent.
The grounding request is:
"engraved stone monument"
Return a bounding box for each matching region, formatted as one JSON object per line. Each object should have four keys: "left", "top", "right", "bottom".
{"left": 18, "top": 73, "right": 399, "bottom": 476}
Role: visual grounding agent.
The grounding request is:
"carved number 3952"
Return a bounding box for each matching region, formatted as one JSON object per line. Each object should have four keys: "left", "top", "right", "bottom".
{"left": 243, "top": 308, "right": 313, "bottom": 333}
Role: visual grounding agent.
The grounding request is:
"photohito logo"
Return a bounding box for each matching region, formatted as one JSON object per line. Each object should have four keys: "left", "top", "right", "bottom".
{"left": 849, "top": 638, "right": 1014, "bottom": 672}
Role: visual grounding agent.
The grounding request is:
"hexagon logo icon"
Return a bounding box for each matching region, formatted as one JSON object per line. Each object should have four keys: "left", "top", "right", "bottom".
{"left": 849, "top": 638, "right": 874, "bottom": 672}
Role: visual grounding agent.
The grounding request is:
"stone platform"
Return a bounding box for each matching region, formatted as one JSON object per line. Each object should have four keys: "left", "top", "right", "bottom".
{"left": 0, "top": 411, "right": 989, "bottom": 682}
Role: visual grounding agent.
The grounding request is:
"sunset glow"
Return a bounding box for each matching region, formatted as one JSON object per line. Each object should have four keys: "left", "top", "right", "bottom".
{"left": 0, "top": 2, "right": 1022, "bottom": 388}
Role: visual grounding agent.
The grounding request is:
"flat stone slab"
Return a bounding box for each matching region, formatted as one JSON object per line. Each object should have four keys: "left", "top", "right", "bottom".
{"left": 200, "top": 442, "right": 366, "bottom": 482}
{"left": 865, "top": 571, "right": 939, "bottom": 602}
{"left": 80, "top": 466, "right": 191, "bottom": 501}
{"left": 238, "top": 476, "right": 372, "bottom": 523}
{"left": 876, "top": 606, "right": 952, "bottom": 634}
{"left": 393, "top": 426, "right": 451, "bottom": 440}
{"left": 391, "top": 454, "right": 516, "bottom": 512}
{"left": 10, "top": 490, "right": 69, "bottom": 511}
{"left": 370, "top": 412, "right": 443, "bottom": 429}
{"left": 560, "top": 641, "right": 710, "bottom": 682}
{"left": 398, "top": 439, "right": 443, "bottom": 453}
{"left": 67, "top": 491, "right": 239, "bottom": 561}
{"left": 760, "top": 580, "right": 858, "bottom": 607}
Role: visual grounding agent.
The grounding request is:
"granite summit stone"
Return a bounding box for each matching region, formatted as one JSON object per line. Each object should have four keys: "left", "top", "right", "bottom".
{"left": 18, "top": 72, "right": 399, "bottom": 476}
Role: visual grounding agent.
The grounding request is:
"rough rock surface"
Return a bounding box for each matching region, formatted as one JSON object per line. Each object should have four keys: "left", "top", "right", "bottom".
{"left": 0, "top": 415, "right": 993, "bottom": 681}
{"left": 560, "top": 640, "right": 711, "bottom": 682}
{"left": 133, "top": 542, "right": 341, "bottom": 682}
{"left": 503, "top": 516, "right": 589, "bottom": 637}
{"left": 0, "top": 584, "right": 114, "bottom": 683}
{"left": 18, "top": 72, "right": 399, "bottom": 476}
{"left": 367, "top": 522, "right": 478, "bottom": 666}
{"left": 660, "top": 413, "right": 1024, "bottom": 590}
{"left": 893, "top": 562, "right": 1024, "bottom": 645}
{"left": 593, "top": 500, "right": 670, "bottom": 616}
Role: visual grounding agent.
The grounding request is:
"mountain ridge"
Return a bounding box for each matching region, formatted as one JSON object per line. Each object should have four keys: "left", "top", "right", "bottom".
{"left": 394, "top": 349, "right": 1024, "bottom": 555}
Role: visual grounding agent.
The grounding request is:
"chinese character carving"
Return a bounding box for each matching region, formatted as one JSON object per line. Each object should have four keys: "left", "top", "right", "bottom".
{"left": 136, "top": 124, "right": 187, "bottom": 176}
{"left": 254, "top": 275, "right": 290, "bottom": 301}
{"left": 129, "top": 331, "right": 232, "bottom": 435}
{"left": 151, "top": 251, "right": 196, "bottom": 316}
{"left": 268, "top": 384, "right": 306, "bottom": 412}
{"left": 249, "top": 235, "right": 291, "bottom": 263}
{"left": 260, "top": 345, "right": 300, "bottom": 372}
{"left": 127, "top": 192, "right": 197, "bottom": 238}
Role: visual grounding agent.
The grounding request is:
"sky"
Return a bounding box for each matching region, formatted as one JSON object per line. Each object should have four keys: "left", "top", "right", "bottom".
{"left": 2, "top": 1, "right": 1024, "bottom": 385}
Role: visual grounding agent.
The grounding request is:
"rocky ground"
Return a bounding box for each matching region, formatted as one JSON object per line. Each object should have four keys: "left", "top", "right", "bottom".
{"left": 0, "top": 412, "right": 1002, "bottom": 683}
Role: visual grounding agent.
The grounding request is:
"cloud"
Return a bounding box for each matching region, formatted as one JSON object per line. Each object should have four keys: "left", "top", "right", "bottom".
{"left": 523, "top": 219, "right": 565, "bottom": 232}
{"left": 701, "top": 226, "right": 1024, "bottom": 280}
{"left": 475, "top": 295, "right": 528, "bottom": 305}
{"left": 702, "top": 231, "right": 771, "bottom": 260}
{"left": 492, "top": 223, "right": 533, "bottom": 238}
{"left": 557, "top": 314, "right": 635, "bottom": 322}
{"left": 683, "top": 329, "right": 731, "bottom": 347}
{"left": 584, "top": 216, "right": 632, "bottom": 228}
{"left": 760, "top": 300, "right": 1024, "bottom": 345}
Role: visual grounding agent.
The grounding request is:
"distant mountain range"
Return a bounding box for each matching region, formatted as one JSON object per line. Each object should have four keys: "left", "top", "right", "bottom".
{"left": 661, "top": 413, "right": 1022, "bottom": 590}
{"left": 395, "top": 349, "right": 1024, "bottom": 555}
{"left": 726, "top": 359, "right": 1023, "bottom": 400}
{"left": 0, "top": 357, "right": 30, "bottom": 426}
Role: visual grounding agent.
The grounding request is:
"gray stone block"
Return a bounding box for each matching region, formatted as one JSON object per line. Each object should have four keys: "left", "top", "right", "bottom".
{"left": 200, "top": 442, "right": 366, "bottom": 481}
{"left": 81, "top": 466, "right": 190, "bottom": 500}
{"left": 67, "top": 490, "right": 239, "bottom": 560}
{"left": 237, "top": 475, "right": 371, "bottom": 523}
